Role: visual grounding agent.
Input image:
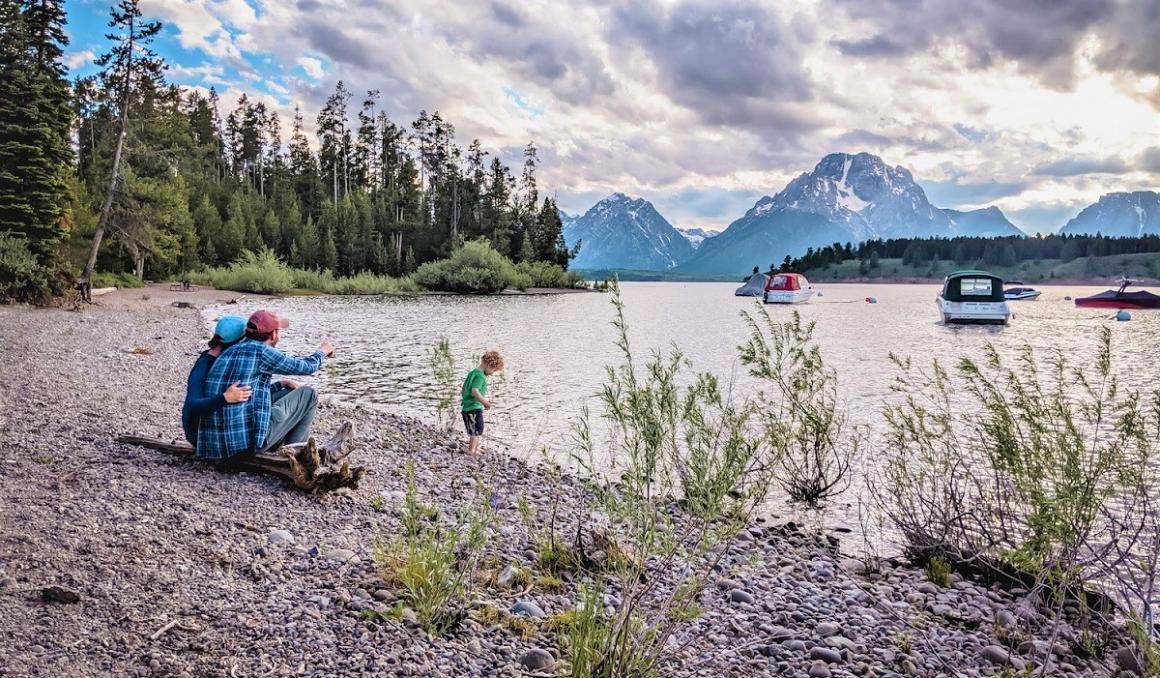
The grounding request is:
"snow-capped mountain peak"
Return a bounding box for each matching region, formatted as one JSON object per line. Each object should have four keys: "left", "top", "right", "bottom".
{"left": 678, "top": 151, "right": 1022, "bottom": 276}
{"left": 563, "top": 194, "right": 694, "bottom": 270}
{"left": 1059, "top": 191, "right": 1160, "bottom": 237}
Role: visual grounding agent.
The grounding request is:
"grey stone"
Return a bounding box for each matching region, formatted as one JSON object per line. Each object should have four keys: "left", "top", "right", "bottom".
{"left": 511, "top": 600, "right": 546, "bottom": 618}
{"left": 980, "top": 645, "right": 1012, "bottom": 666}
{"left": 267, "top": 529, "right": 294, "bottom": 545}
{"left": 325, "top": 548, "right": 358, "bottom": 563}
{"left": 816, "top": 621, "right": 841, "bottom": 637}
{"left": 520, "top": 648, "right": 555, "bottom": 671}
{"left": 728, "top": 589, "right": 755, "bottom": 605}
{"left": 808, "top": 661, "right": 832, "bottom": 678}
{"left": 810, "top": 646, "right": 842, "bottom": 663}
{"left": 1117, "top": 646, "right": 1145, "bottom": 673}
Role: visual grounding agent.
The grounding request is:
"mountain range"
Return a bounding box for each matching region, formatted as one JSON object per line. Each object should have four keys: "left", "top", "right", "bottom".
{"left": 561, "top": 152, "right": 1157, "bottom": 274}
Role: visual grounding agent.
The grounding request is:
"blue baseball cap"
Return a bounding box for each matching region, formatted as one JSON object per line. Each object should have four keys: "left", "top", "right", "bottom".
{"left": 213, "top": 315, "right": 247, "bottom": 343}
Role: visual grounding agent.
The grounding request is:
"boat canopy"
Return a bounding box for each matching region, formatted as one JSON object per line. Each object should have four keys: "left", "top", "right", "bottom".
{"left": 941, "top": 270, "right": 1005, "bottom": 302}
{"left": 735, "top": 272, "right": 768, "bottom": 296}
{"left": 766, "top": 273, "right": 809, "bottom": 291}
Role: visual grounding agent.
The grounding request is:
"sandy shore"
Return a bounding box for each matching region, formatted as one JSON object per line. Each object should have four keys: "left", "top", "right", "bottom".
{"left": 0, "top": 289, "right": 1137, "bottom": 677}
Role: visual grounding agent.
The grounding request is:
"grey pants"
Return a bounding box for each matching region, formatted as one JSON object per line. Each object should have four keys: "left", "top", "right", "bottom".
{"left": 262, "top": 386, "right": 318, "bottom": 451}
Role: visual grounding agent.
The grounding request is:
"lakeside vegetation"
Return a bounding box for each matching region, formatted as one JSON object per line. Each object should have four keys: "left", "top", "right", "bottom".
{"left": 189, "top": 241, "right": 585, "bottom": 295}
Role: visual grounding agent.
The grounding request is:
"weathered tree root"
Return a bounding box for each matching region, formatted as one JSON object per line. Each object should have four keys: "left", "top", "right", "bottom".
{"left": 116, "top": 421, "right": 363, "bottom": 493}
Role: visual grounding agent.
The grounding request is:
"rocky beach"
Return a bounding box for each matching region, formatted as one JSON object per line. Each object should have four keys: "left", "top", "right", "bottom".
{"left": 0, "top": 286, "right": 1140, "bottom": 677}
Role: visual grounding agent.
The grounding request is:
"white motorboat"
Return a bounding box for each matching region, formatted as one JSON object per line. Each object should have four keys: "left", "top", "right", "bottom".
{"left": 764, "top": 273, "right": 814, "bottom": 304}
{"left": 1004, "top": 286, "right": 1041, "bottom": 301}
{"left": 937, "top": 270, "right": 1011, "bottom": 325}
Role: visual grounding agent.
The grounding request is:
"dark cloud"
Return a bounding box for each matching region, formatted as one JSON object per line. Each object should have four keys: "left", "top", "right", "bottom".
{"left": 1092, "top": 2, "right": 1160, "bottom": 78}
{"left": 299, "top": 24, "right": 378, "bottom": 70}
{"left": 923, "top": 177, "right": 1030, "bottom": 206}
{"left": 490, "top": 1, "right": 523, "bottom": 28}
{"left": 824, "top": 0, "right": 1113, "bottom": 87}
{"left": 1032, "top": 155, "right": 1130, "bottom": 177}
{"left": 434, "top": 9, "right": 614, "bottom": 105}
{"left": 1141, "top": 147, "right": 1160, "bottom": 173}
{"left": 831, "top": 34, "right": 911, "bottom": 58}
{"left": 608, "top": 0, "right": 814, "bottom": 129}
{"left": 834, "top": 129, "right": 894, "bottom": 147}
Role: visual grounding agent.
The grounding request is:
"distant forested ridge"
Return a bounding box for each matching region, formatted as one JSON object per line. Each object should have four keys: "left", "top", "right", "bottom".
{"left": 774, "top": 233, "right": 1160, "bottom": 276}
{"left": 0, "top": 0, "right": 570, "bottom": 302}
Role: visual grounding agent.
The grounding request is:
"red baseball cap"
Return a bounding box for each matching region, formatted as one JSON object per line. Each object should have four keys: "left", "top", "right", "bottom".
{"left": 247, "top": 310, "right": 290, "bottom": 334}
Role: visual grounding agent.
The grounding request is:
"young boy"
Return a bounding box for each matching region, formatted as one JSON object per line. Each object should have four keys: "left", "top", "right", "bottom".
{"left": 461, "top": 351, "right": 504, "bottom": 455}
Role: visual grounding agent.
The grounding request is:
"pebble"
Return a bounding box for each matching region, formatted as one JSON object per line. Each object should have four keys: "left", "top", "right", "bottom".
{"left": 519, "top": 648, "right": 555, "bottom": 671}
{"left": 511, "top": 600, "right": 546, "bottom": 618}
{"left": 728, "top": 589, "right": 756, "bottom": 605}
{"left": 267, "top": 529, "right": 295, "bottom": 545}
{"left": 808, "top": 661, "right": 832, "bottom": 678}
{"left": 324, "top": 549, "right": 358, "bottom": 564}
{"left": 810, "top": 647, "right": 842, "bottom": 664}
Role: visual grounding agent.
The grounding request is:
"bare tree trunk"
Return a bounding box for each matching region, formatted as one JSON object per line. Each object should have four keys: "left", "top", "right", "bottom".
{"left": 81, "top": 14, "right": 135, "bottom": 301}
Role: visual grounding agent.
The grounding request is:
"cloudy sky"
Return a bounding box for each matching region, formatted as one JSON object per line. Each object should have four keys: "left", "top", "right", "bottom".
{"left": 65, "top": 0, "right": 1160, "bottom": 234}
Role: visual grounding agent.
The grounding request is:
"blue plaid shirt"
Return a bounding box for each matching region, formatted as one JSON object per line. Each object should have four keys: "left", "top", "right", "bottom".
{"left": 195, "top": 339, "right": 326, "bottom": 459}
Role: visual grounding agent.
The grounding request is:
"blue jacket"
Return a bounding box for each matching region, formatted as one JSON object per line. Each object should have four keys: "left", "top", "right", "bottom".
{"left": 195, "top": 339, "right": 325, "bottom": 459}
{"left": 181, "top": 352, "right": 223, "bottom": 445}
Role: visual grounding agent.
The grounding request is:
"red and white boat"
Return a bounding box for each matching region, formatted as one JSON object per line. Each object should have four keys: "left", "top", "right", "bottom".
{"left": 763, "top": 273, "right": 814, "bottom": 304}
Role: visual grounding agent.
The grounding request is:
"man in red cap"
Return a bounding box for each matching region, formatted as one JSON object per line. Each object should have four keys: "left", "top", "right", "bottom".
{"left": 196, "top": 309, "right": 335, "bottom": 461}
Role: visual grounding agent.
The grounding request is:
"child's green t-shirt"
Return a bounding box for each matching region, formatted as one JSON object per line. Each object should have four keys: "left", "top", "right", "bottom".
{"left": 461, "top": 368, "right": 487, "bottom": 412}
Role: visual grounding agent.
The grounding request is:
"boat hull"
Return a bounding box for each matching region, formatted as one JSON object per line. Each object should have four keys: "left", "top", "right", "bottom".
{"left": 1075, "top": 299, "right": 1160, "bottom": 310}
{"left": 1005, "top": 292, "right": 1041, "bottom": 301}
{"left": 938, "top": 297, "right": 1010, "bottom": 324}
{"left": 764, "top": 290, "right": 813, "bottom": 304}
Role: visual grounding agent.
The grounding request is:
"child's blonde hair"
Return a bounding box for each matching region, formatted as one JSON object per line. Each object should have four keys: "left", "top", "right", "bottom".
{"left": 481, "top": 350, "right": 505, "bottom": 372}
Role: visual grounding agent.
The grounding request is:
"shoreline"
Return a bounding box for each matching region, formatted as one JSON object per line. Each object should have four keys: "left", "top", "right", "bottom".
{"left": 0, "top": 295, "right": 1135, "bottom": 676}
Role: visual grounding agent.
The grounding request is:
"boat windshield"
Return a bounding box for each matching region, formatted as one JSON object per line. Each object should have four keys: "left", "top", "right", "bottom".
{"left": 960, "top": 278, "right": 994, "bottom": 296}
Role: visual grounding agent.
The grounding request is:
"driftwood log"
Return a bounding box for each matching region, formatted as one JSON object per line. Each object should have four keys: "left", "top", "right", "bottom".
{"left": 117, "top": 421, "right": 364, "bottom": 493}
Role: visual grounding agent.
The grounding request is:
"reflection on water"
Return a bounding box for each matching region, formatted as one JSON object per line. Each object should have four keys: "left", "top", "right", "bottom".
{"left": 205, "top": 282, "right": 1160, "bottom": 548}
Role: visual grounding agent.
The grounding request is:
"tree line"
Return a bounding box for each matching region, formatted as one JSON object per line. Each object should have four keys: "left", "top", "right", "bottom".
{"left": 0, "top": 0, "right": 572, "bottom": 302}
{"left": 774, "top": 233, "right": 1160, "bottom": 275}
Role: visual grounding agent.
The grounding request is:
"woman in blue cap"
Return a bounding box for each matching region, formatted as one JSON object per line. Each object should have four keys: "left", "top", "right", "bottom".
{"left": 181, "top": 315, "right": 253, "bottom": 445}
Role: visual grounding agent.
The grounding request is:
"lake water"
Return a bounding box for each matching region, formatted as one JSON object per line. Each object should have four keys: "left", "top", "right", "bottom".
{"left": 206, "top": 282, "right": 1160, "bottom": 548}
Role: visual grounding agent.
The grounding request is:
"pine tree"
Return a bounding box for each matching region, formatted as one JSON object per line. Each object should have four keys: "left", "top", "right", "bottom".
{"left": 81, "top": 0, "right": 164, "bottom": 295}
{"left": 0, "top": 0, "right": 72, "bottom": 300}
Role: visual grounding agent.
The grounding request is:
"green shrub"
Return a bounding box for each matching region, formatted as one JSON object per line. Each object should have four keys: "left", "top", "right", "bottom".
{"left": 514, "top": 260, "right": 586, "bottom": 288}
{"left": 412, "top": 240, "right": 530, "bottom": 293}
{"left": 740, "top": 308, "right": 858, "bottom": 505}
{"left": 0, "top": 233, "right": 58, "bottom": 304}
{"left": 193, "top": 252, "right": 419, "bottom": 295}
{"left": 374, "top": 460, "right": 494, "bottom": 636}
{"left": 91, "top": 271, "right": 144, "bottom": 289}
{"left": 191, "top": 249, "right": 294, "bottom": 294}
{"left": 427, "top": 337, "right": 457, "bottom": 428}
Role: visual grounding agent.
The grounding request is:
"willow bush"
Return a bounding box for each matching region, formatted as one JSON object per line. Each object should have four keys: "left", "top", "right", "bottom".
{"left": 561, "top": 279, "right": 777, "bottom": 677}
{"left": 739, "top": 307, "right": 859, "bottom": 505}
{"left": 877, "top": 328, "right": 1160, "bottom": 672}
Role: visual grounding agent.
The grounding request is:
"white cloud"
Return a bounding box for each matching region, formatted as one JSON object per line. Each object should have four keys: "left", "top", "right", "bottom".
{"left": 65, "top": 49, "right": 96, "bottom": 70}
{"left": 297, "top": 56, "right": 325, "bottom": 80}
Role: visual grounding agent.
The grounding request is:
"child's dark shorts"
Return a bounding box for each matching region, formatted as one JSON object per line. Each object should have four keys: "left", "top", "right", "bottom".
{"left": 462, "top": 409, "right": 484, "bottom": 436}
